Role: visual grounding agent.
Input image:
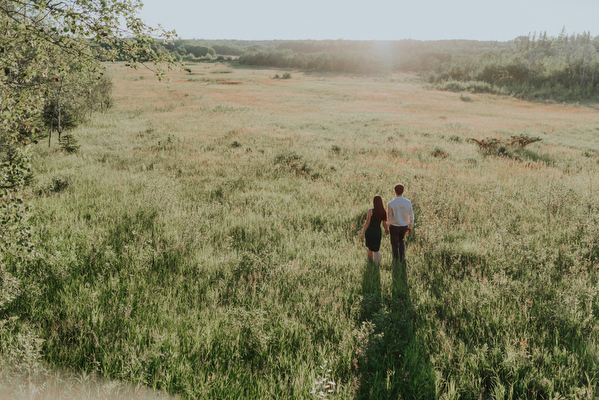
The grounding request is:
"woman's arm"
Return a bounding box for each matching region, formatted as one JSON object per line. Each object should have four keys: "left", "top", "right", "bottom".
{"left": 360, "top": 209, "right": 372, "bottom": 240}
{"left": 383, "top": 219, "right": 389, "bottom": 235}
{"left": 385, "top": 207, "right": 392, "bottom": 235}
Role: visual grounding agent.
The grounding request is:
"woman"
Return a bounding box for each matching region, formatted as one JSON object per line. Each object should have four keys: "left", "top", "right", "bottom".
{"left": 360, "top": 195, "right": 389, "bottom": 265}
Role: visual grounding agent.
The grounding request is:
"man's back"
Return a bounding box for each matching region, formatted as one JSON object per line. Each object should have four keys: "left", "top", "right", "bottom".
{"left": 387, "top": 196, "right": 413, "bottom": 227}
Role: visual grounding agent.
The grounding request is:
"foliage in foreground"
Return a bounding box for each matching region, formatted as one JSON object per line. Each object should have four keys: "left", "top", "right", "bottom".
{"left": 0, "top": 0, "right": 177, "bottom": 390}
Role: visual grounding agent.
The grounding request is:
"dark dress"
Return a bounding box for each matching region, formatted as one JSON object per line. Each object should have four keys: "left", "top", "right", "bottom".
{"left": 364, "top": 209, "right": 382, "bottom": 252}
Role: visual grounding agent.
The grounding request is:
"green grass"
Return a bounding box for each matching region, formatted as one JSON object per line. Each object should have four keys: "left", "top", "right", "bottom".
{"left": 3, "top": 63, "right": 599, "bottom": 399}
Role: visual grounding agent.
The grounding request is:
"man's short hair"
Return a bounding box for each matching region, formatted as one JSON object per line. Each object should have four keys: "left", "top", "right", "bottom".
{"left": 394, "top": 184, "right": 404, "bottom": 196}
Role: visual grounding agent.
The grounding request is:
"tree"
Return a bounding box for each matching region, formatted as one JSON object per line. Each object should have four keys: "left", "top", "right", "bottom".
{"left": 1, "top": 0, "right": 177, "bottom": 146}
{"left": 42, "top": 58, "right": 114, "bottom": 145}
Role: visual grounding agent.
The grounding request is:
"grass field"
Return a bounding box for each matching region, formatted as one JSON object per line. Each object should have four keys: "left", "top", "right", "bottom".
{"left": 8, "top": 61, "right": 599, "bottom": 399}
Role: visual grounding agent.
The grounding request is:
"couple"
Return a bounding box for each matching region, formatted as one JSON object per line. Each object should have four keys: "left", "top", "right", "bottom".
{"left": 360, "top": 184, "right": 414, "bottom": 266}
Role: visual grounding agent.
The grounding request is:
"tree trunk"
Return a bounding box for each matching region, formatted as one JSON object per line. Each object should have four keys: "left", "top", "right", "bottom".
{"left": 57, "top": 77, "right": 63, "bottom": 142}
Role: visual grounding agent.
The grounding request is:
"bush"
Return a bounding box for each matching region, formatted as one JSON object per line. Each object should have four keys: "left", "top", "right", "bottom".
{"left": 35, "top": 175, "right": 72, "bottom": 195}
{"left": 271, "top": 72, "right": 292, "bottom": 80}
{"left": 274, "top": 152, "right": 310, "bottom": 175}
{"left": 470, "top": 136, "right": 550, "bottom": 164}
{"left": 51, "top": 176, "right": 71, "bottom": 192}
{"left": 431, "top": 147, "right": 449, "bottom": 158}
{"left": 432, "top": 80, "right": 499, "bottom": 94}
{"left": 60, "top": 134, "right": 80, "bottom": 154}
{"left": 273, "top": 151, "right": 324, "bottom": 179}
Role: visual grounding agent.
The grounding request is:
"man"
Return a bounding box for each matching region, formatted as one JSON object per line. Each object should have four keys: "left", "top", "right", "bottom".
{"left": 386, "top": 183, "right": 414, "bottom": 262}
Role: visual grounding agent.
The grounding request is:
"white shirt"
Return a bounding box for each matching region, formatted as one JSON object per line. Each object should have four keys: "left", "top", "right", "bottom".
{"left": 387, "top": 196, "right": 414, "bottom": 228}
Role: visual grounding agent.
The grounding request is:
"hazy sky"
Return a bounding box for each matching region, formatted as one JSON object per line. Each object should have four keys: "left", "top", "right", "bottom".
{"left": 138, "top": 0, "right": 598, "bottom": 42}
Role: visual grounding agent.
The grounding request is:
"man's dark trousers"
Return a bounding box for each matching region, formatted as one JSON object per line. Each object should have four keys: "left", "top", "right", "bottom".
{"left": 390, "top": 225, "right": 408, "bottom": 261}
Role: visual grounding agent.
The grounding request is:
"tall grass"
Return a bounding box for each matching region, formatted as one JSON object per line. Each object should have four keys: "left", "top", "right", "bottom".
{"left": 3, "top": 63, "right": 599, "bottom": 399}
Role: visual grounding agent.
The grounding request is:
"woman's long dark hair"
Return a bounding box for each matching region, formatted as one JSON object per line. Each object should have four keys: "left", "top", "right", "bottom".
{"left": 372, "top": 195, "right": 387, "bottom": 221}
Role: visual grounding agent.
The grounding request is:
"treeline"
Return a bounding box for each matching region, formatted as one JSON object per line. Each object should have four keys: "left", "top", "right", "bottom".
{"left": 157, "top": 38, "right": 499, "bottom": 70}
{"left": 428, "top": 30, "right": 599, "bottom": 101}
{"left": 171, "top": 33, "right": 599, "bottom": 101}
{"left": 238, "top": 39, "right": 508, "bottom": 74}
{"left": 170, "top": 39, "right": 507, "bottom": 73}
{"left": 158, "top": 39, "right": 263, "bottom": 61}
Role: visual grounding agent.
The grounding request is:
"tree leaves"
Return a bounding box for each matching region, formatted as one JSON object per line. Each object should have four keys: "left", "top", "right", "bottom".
{"left": 1, "top": 0, "right": 179, "bottom": 146}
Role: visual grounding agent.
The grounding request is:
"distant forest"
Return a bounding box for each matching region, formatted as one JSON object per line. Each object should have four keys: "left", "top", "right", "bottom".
{"left": 162, "top": 31, "right": 599, "bottom": 101}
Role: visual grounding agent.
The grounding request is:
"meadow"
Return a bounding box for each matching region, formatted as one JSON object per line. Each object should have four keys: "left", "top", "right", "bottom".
{"left": 11, "top": 61, "right": 599, "bottom": 399}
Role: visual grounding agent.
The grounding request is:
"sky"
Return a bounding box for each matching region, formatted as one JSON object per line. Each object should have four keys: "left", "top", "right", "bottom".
{"left": 137, "top": 0, "right": 598, "bottom": 42}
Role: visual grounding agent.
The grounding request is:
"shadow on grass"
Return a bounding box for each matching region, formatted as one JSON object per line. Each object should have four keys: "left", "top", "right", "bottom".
{"left": 356, "top": 260, "right": 435, "bottom": 399}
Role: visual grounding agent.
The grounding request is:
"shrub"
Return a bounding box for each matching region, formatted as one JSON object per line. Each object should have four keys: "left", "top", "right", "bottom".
{"left": 470, "top": 136, "right": 550, "bottom": 164}
{"left": 52, "top": 176, "right": 71, "bottom": 192}
{"left": 459, "top": 93, "right": 472, "bottom": 102}
{"left": 273, "top": 151, "right": 323, "bottom": 179}
{"left": 274, "top": 152, "right": 310, "bottom": 175}
{"left": 36, "top": 175, "right": 72, "bottom": 195}
{"left": 431, "top": 147, "right": 449, "bottom": 158}
{"left": 60, "top": 134, "right": 80, "bottom": 154}
{"left": 508, "top": 135, "right": 542, "bottom": 148}
{"left": 432, "top": 80, "right": 500, "bottom": 95}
